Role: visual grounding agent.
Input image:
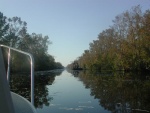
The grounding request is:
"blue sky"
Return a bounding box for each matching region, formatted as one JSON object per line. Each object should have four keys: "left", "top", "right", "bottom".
{"left": 0, "top": 0, "right": 150, "bottom": 66}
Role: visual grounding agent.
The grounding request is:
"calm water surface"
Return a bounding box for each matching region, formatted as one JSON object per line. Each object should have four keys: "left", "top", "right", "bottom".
{"left": 10, "top": 70, "right": 150, "bottom": 113}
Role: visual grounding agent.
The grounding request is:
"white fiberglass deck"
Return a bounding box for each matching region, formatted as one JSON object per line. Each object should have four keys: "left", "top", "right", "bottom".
{"left": 11, "top": 92, "right": 36, "bottom": 113}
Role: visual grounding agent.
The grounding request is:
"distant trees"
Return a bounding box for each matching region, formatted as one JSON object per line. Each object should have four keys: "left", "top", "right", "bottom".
{"left": 67, "top": 6, "right": 150, "bottom": 71}
{"left": 67, "top": 60, "right": 80, "bottom": 70}
{"left": 0, "top": 12, "right": 64, "bottom": 72}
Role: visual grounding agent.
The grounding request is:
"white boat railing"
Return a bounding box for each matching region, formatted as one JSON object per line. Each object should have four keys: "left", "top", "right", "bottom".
{"left": 0, "top": 44, "right": 34, "bottom": 105}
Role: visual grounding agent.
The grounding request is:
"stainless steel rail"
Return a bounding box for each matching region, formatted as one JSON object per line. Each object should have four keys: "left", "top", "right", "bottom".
{"left": 0, "top": 44, "right": 34, "bottom": 105}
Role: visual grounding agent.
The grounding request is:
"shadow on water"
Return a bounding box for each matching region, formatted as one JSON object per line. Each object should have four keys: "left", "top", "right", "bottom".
{"left": 10, "top": 69, "right": 64, "bottom": 108}
{"left": 68, "top": 70, "right": 150, "bottom": 113}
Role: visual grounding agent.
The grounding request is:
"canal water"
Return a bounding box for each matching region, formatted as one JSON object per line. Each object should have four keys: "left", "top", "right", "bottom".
{"left": 10, "top": 70, "right": 150, "bottom": 113}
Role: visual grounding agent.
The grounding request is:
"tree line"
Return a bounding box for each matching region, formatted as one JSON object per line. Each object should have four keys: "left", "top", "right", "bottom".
{"left": 0, "top": 12, "right": 64, "bottom": 72}
{"left": 67, "top": 6, "right": 150, "bottom": 71}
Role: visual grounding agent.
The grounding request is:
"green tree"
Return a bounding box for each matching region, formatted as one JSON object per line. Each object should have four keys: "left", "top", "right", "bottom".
{"left": 71, "top": 5, "right": 150, "bottom": 71}
{"left": 139, "top": 10, "right": 150, "bottom": 70}
{"left": 3, "top": 17, "right": 27, "bottom": 47}
{"left": 0, "top": 12, "right": 9, "bottom": 43}
{"left": 0, "top": 12, "right": 64, "bottom": 71}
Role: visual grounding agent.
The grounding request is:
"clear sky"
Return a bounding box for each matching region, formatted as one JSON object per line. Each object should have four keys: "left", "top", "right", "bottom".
{"left": 0, "top": 0, "right": 150, "bottom": 67}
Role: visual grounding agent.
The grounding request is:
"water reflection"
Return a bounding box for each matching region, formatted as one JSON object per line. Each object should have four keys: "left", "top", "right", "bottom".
{"left": 70, "top": 70, "right": 150, "bottom": 113}
{"left": 10, "top": 69, "right": 150, "bottom": 113}
{"left": 10, "top": 70, "right": 63, "bottom": 108}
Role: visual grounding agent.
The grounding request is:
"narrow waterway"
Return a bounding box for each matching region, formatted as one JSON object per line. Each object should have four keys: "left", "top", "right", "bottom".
{"left": 36, "top": 70, "right": 109, "bottom": 113}
{"left": 10, "top": 70, "right": 150, "bottom": 113}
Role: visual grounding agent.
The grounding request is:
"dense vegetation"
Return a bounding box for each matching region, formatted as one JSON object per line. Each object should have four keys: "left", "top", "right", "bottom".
{"left": 67, "top": 6, "right": 150, "bottom": 71}
{"left": 0, "top": 12, "right": 64, "bottom": 71}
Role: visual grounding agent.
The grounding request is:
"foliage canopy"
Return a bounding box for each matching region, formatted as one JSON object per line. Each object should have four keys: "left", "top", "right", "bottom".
{"left": 0, "top": 12, "right": 64, "bottom": 71}
{"left": 67, "top": 6, "right": 150, "bottom": 71}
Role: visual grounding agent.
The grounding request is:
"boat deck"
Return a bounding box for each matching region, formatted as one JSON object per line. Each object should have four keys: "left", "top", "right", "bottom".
{"left": 11, "top": 92, "right": 36, "bottom": 113}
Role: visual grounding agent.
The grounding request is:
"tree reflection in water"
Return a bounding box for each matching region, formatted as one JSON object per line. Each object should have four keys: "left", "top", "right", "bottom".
{"left": 70, "top": 70, "right": 150, "bottom": 113}
{"left": 10, "top": 70, "right": 63, "bottom": 108}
